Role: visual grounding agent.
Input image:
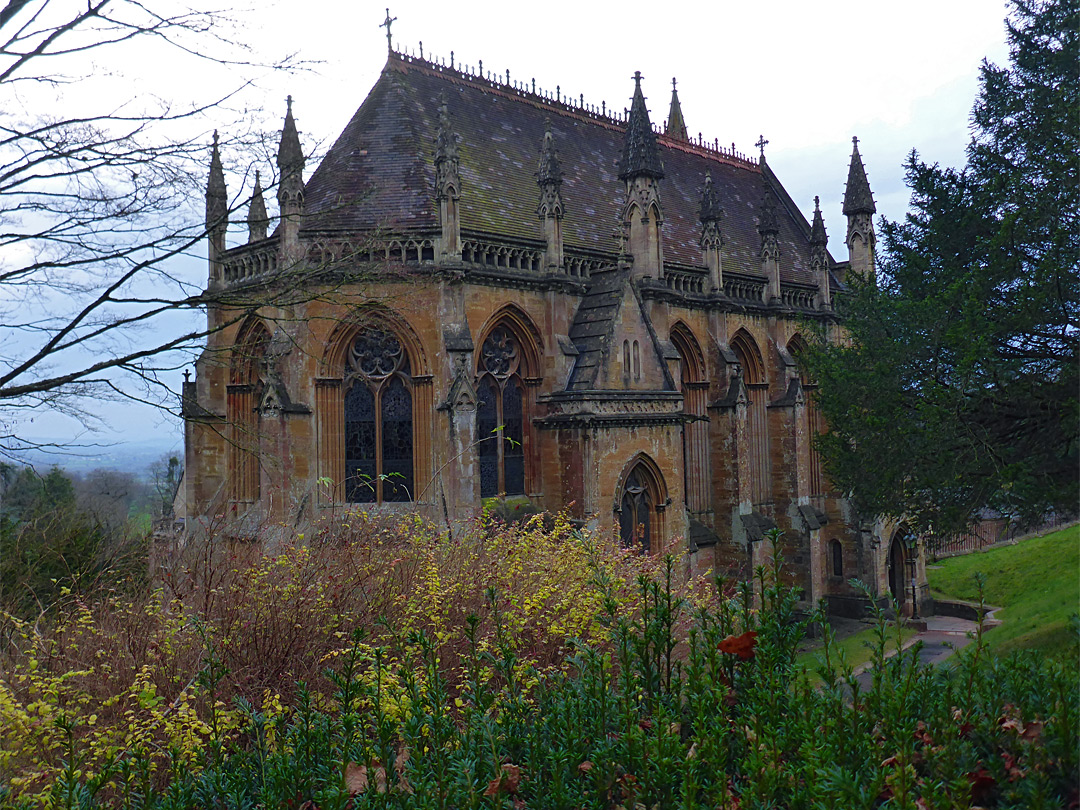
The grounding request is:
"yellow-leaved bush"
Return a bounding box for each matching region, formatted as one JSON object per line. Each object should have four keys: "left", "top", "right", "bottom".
{"left": 0, "top": 511, "right": 709, "bottom": 801}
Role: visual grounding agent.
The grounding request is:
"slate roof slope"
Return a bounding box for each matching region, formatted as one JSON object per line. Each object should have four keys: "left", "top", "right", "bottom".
{"left": 565, "top": 267, "right": 628, "bottom": 390}
{"left": 301, "top": 52, "right": 828, "bottom": 285}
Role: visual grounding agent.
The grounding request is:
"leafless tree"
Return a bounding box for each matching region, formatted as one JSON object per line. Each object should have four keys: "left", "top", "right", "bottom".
{"left": 0, "top": 0, "right": 310, "bottom": 460}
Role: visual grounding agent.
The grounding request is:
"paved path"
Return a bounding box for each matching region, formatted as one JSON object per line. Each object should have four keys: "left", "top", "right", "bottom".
{"left": 852, "top": 614, "right": 990, "bottom": 691}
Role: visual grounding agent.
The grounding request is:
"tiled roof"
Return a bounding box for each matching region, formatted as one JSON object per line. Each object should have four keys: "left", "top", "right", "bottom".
{"left": 566, "top": 267, "right": 629, "bottom": 390}
{"left": 301, "top": 53, "right": 829, "bottom": 285}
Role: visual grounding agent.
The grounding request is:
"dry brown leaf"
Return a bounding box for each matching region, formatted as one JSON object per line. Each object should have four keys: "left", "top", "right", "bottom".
{"left": 344, "top": 762, "right": 367, "bottom": 795}
{"left": 502, "top": 763, "right": 522, "bottom": 793}
{"left": 577, "top": 760, "right": 593, "bottom": 774}
{"left": 1021, "top": 720, "right": 1044, "bottom": 741}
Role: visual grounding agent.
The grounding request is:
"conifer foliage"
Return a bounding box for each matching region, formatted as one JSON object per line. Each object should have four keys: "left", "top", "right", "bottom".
{"left": 806, "top": 0, "right": 1079, "bottom": 533}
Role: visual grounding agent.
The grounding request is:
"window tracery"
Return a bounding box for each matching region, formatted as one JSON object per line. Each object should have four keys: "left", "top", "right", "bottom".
{"left": 619, "top": 467, "right": 653, "bottom": 552}
{"left": 343, "top": 328, "right": 413, "bottom": 503}
{"left": 476, "top": 325, "right": 526, "bottom": 497}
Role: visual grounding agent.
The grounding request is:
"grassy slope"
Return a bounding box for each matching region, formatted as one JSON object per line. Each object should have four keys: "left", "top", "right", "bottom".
{"left": 796, "top": 624, "right": 918, "bottom": 682}
{"left": 927, "top": 524, "right": 1080, "bottom": 656}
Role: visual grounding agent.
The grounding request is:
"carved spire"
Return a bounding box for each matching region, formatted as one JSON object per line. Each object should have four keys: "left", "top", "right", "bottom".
{"left": 757, "top": 179, "right": 779, "bottom": 240}
{"left": 276, "top": 97, "right": 304, "bottom": 265}
{"left": 699, "top": 171, "right": 724, "bottom": 292}
{"left": 699, "top": 170, "right": 723, "bottom": 224}
{"left": 434, "top": 94, "right": 461, "bottom": 258}
{"left": 844, "top": 136, "right": 877, "bottom": 280}
{"left": 810, "top": 195, "right": 831, "bottom": 308}
{"left": 536, "top": 119, "right": 563, "bottom": 217}
{"left": 537, "top": 120, "right": 564, "bottom": 270}
{"left": 842, "top": 136, "right": 875, "bottom": 215}
{"left": 537, "top": 119, "right": 562, "bottom": 188}
{"left": 810, "top": 195, "right": 827, "bottom": 246}
{"left": 619, "top": 71, "right": 664, "bottom": 181}
{"left": 758, "top": 176, "right": 781, "bottom": 301}
{"left": 666, "top": 77, "right": 687, "bottom": 141}
{"left": 278, "top": 95, "right": 304, "bottom": 189}
{"left": 205, "top": 130, "right": 227, "bottom": 233}
{"left": 247, "top": 170, "right": 268, "bottom": 243}
{"left": 434, "top": 94, "right": 461, "bottom": 200}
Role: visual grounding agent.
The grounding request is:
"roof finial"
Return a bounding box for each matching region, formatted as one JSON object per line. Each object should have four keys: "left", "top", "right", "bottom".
{"left": 666, "top": 76, "right": 687, "bottom": 140}
{"left": 286, "top": 94, "right": 292, "bottom": 114}
{"left": 755, "top": 134, "right": 769, "bottom": 156}
{"left": 852, "top": 135, "right": 860, "bottom": 149}
{"left": 633, "top": 70, "right": 643, "bottom": 89}
{"left": 380, "top": 8, "right": 397, "bottom": 53}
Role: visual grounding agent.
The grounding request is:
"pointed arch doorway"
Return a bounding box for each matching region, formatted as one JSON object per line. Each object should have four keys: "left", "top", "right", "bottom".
{"left": 888, "top": 533, "right": 908, "bottom": 612}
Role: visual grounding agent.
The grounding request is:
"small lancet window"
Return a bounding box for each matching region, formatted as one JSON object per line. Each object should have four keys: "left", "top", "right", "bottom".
{"left": 831, "top": 539, "right": 843, "bottom": 578}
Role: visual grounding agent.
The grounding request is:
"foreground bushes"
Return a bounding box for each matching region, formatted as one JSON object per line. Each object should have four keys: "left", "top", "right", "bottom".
{"left": 1, "top": 523, "right": 1076, "bottom": 808}
{"left": 0, "top": 513, "right": 677, "bottom": 800}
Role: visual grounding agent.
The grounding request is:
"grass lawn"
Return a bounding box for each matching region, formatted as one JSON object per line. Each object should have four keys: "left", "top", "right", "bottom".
{"left": 928, "top": 523, "right": 1079, "bottom": 657}
{"left": 797, "top": 623, "right": 918, "bottom": 680}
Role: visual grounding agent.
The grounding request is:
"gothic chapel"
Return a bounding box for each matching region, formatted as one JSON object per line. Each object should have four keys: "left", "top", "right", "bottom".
{"left": 182, "top": 34, "right": 929, "bottom": 617}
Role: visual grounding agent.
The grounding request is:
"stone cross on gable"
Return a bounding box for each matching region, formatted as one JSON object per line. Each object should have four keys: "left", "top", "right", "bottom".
{"left": 380, "top": 8, "right": 397, "bottom": 52}
{"left": 755, "top": 134, "right": 769, "bottom": 155}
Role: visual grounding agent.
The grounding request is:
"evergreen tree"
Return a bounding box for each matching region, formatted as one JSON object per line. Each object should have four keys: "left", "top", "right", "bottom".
{"left": 806, "top": 0, "right": 1078, "bottom": 534}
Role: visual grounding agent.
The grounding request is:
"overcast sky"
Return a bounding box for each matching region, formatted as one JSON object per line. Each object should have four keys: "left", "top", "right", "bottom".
{"left": 15, "top": 0, "right": 1013, "bottom": 457}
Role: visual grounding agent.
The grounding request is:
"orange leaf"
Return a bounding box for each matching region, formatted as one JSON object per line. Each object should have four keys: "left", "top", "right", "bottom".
{"left": 718, "top": 630, "right": 758, "bottom": 660}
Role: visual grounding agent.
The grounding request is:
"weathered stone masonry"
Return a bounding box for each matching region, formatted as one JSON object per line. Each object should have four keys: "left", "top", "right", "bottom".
{"left": 181, "top": 44, "right": 930, "bottom": 616}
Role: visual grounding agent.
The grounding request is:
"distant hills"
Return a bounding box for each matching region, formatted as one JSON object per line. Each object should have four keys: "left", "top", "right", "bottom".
{"left": 11, "top": 437, "right": 184, "bottom": 479}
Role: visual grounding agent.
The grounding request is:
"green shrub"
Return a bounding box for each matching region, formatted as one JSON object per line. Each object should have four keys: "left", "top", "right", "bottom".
{"left": 2, "top": 527, "right": 1076, "bottom": 808}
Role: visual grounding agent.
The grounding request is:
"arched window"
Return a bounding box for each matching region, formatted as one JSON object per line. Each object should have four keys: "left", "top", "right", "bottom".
{"left": 476, "top": 324, "right": 529, "bottom": 497}
{"left": 228, "top": 320, "right": 269, "bottom": 505}
{"left": 343, "top": 328, "right": 414, "bottom": 503}
{"left": 731, "top": 330, "right": 770, "bottom": 505}
{"left": 830, "top": 539, "right": 843, "bottom": 577}
{"left": 620, "top": 467, "right": 653, "bottom": 551}
{"left": 616, "top": 457, "right": 667, "bottom": 553}
{"left": 632, "top": 340, "right": 641, "bottom": 381}
{"left": 670, "top": 322, "right": 709, "bottom": 514}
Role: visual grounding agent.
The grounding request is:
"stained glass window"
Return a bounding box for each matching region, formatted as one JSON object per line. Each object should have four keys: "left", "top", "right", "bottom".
{"left": 619, "top": 467, "right": 652, "bottom": 552}
{"left": 344, "top": 328, "right": 413, "bottom": 503}
{"left": 476, "top": 326, "right": 527, "bottom": 498}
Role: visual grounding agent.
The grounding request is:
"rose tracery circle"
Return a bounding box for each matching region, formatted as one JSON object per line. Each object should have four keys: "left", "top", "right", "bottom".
{"left": 348, "top": 328, "right": 404, "bottom": 378}
{"left": 481, "top": 326, "right": 519, "bottom": 378}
